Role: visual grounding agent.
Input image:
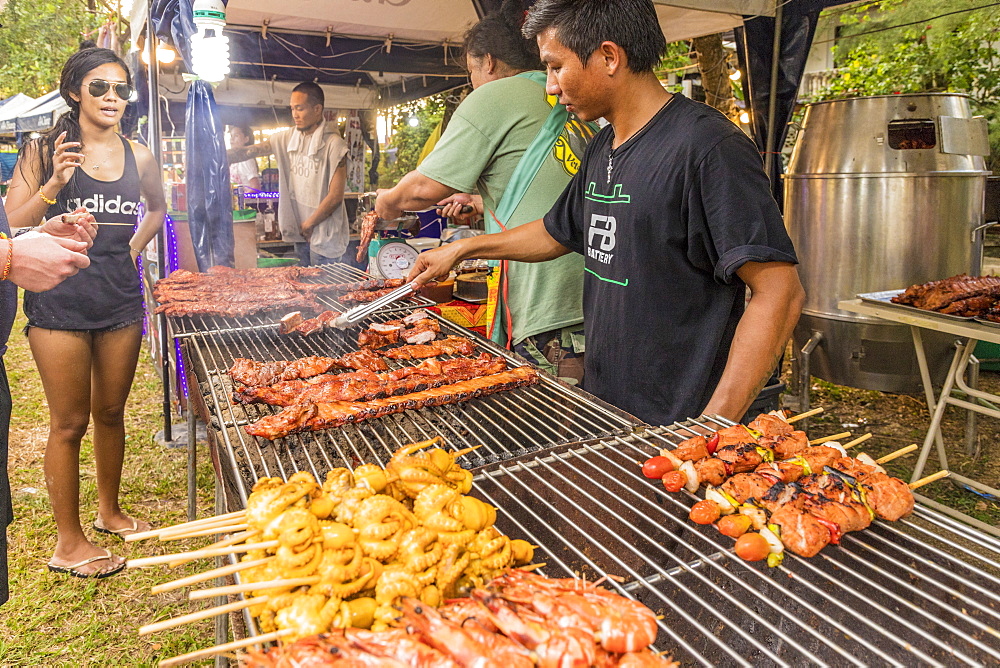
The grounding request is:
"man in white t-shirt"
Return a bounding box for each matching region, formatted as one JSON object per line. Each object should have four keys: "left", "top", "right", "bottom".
{"left": 226, "top": 82, "right": 348, "bottom": 265}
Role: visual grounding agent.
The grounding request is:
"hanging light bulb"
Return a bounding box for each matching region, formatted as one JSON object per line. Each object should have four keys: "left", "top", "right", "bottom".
{"left": 739, "top": 111, "right": 751, "bottom": 125}
{"left": 191, "top": 0, "right": 230, "bottom": 83}
{"left": 729, "top": 69, "right": 742, "bottom": 81}
{"left": 407, "top": 115, "right": 419, "bottom": 127}
{"left": 157, "top": 45, "right": 177, "bottom": 64}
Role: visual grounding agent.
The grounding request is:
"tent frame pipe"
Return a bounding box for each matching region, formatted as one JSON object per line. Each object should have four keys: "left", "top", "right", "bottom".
{"left": 146, "top": 1, "right": 172, "bottom": 444}
{"left": 763, "top": 0, "right": 784, "bottom": 180}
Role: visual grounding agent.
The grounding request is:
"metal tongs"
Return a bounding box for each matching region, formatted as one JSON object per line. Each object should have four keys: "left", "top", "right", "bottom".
{"left": 331, "top": 281, "right": 419, "bottom": 329}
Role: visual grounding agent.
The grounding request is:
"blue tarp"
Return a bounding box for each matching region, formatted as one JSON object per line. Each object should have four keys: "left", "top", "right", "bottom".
{"left": 153, "top": 0, "right": 235, "bottom": 270}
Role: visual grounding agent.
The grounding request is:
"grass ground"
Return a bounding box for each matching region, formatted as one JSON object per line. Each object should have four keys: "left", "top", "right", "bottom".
{"left": 2, "top": 300, "right": 221, "bottom": 666}
{"left": 1, "top": 298, "right": 998, "bottom": 665}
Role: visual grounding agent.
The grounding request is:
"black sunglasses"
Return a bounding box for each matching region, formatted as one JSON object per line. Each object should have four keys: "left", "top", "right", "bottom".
{"left": 87, "top": 79, "right": 134, "bottom": 101}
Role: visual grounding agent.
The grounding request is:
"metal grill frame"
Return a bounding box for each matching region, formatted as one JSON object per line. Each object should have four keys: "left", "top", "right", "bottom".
{"left": 165, "top": 263, "right": 434, "bottom": 338}
{"left": 471, "top": 417, "right": 1000, "bottom": 667}
{"left": 184, "top": 310, "right": 641, "bottom": 503}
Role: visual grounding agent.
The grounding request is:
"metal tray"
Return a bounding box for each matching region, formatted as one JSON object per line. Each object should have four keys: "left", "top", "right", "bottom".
{"left": 973, "top": 316, "right": 1000, "bottom": 329}
{"left": 857, "top": 289, "right": 976, "bottom": 321}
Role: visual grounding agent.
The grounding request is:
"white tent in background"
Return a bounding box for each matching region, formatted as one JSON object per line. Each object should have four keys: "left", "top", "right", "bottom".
{"left": 0, "top": 93, "right": 40, "bottom": 134}
{"left": 15, "top": 90, "right": 71, "bottom": 133}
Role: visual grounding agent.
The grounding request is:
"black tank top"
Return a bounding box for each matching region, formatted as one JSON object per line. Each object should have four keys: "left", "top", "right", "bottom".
{"left": 24, "top": 135, "right": 144, "bottom": 330}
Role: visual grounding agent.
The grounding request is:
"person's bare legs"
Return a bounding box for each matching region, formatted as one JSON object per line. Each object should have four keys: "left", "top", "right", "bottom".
{"left": 90, "top": 322, "right": 149, "bottom": 533}
{"left": 29, "top": 327, "right": 123, "bottom": 575}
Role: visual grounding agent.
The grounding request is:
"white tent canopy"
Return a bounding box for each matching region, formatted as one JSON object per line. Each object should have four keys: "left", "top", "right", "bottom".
{"left": 14, "top": 91, "right": 70, "bottom": 133}
{"left": 223, "top": 0, "right": 775, "bottom": 44}
{"left": 0, "top": 93, "right": 40, "bottom": 134}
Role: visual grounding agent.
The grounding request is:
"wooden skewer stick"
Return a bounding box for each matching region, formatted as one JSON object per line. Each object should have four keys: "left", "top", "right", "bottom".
{"left": 158, "top": 523, "right": 250, "bottom": 541}
{"left": 842, "top": 433, "right": 873, "bottom": 450}
{"left": 139, "top": 595, "right": 269, "bottom": 636}
{"left": 809, "top": 431, "right": 851, "bottom": 446}
{"left": 519, "top": 562, "right": 547, "bottom": 572}
{"left": 167, "top": 531, "right": 260, "bottom": 568}
{"left": 126, "top": 511, "right": 246, "bottom": 542}
{"left": 128, "top": 540, "right": 279, "bottom": 569}
{"left": 190, "top": 575, "right": 320, "bottom": 600}
{"left": 909, "top": 470, "right": 950, "bottom": 490}
{"left": 158, "top": 515, "right": 250, "bottom": 539}
{"left": 150, "top": 557, "right": 269, "bottom": 595}
{"left": 158, "top": 629, "right": 294, "bottom": 668}
{"left": 876, "top": 444, "right": 918, "bottom": 464}
{"left": 787, "top": 407, "right": 824, "bottom": 424}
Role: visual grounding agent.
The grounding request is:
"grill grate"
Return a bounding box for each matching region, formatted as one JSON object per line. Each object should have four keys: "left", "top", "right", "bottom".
{"left": 166, "top": 263, "right": 434, "bottom": 337}
{"left": 474, "top": 417, "right": 1000, "bottom": 667}
{"left": 185, "top": 310, "right": 640, "bottom": 502}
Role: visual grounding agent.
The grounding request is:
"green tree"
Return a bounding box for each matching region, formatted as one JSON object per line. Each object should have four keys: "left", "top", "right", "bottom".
{"left": 378, "top": 94, "right": 450, "bottom": 187}
{"left": 0, "top": 0, "right": 104, "bottom": 99}
{"left": 813, "top": 0, "right": 1000, "bottom": 170}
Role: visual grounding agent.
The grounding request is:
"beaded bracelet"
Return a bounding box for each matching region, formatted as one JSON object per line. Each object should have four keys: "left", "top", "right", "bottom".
{"left": 0, "top": 233, "right": 13, "bottom": 282}
{"left": 37, "top": 188, "right": 57, "bottom": 206}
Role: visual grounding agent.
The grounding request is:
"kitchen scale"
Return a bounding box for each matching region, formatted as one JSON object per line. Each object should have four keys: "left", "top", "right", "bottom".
{"left": 368, "top": 239, "right": 420, "bottom": 279}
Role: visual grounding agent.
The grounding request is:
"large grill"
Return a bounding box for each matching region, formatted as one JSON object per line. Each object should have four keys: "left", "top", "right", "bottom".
{"left": 173, "top": 265, "right": 1000, "bottom": 664}
{"left": 166, "top": 263, "right": 435, "bottom": 338}
{"left": 183, "top": 310, "right": 640, "bottom": 503}
{"left": 477, "top": 418, "right": 1000, "bottom": 667}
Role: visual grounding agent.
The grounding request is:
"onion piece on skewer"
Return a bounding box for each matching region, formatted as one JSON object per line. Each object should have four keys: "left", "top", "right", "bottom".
{"left": 705, "top": 487, "right": 736, "bottom": 515}
{"left": 680, "top": 461, "right": 699, "bottom": 493}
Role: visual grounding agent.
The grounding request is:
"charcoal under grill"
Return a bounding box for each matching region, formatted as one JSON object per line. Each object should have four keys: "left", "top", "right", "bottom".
{"left": 166, "top": 263, "right": 434, "bottom": 338}
{"left": 476, "top": 417, "right": 1000, "bottom": 667}
{"left": 183, "top": 309, "right": 640, "bottom": 503}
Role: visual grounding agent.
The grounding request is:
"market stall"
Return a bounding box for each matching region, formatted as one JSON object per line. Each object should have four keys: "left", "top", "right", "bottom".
{"left": 130, "top": 267, "right": 1000, "bottom": 664}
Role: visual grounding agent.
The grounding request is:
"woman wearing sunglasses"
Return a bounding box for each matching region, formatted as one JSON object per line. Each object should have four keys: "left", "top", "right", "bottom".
{"left": 4, "top": 47, "right": 166, "bottom": 578}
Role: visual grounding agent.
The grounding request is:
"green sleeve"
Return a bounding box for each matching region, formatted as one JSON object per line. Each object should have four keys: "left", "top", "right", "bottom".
{"left": 416, "top": 90, "right": 504, "bottom": 194}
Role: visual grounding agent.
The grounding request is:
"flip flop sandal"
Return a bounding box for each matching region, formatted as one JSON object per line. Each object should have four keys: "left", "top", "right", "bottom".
{"left": 47, "top": 550, "right": 125, "bottom": 579}
{"left": 93, "top": 517, "right": 140, "bottom": 540}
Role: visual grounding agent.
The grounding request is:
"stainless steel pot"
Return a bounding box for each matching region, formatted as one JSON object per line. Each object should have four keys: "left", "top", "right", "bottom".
{"left": 785, "top": 93, "right": 990, "bottom": 393}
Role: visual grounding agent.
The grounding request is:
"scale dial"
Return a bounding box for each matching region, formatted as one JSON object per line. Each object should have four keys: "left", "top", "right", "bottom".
{"left": 375, "top": 241, "right": 420, "bottom": 279}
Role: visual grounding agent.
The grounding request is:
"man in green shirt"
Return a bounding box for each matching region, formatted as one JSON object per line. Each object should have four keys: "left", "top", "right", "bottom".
{"left": 375, "top": 3, "right": 594, "bottom": 381}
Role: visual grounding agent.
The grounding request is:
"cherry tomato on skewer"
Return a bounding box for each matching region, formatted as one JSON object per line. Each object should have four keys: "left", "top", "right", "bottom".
{"left": 661, "top": 470, "right": 687, "bottom": 493}
{"left": 734, "top": 532, "right": 770, "bottom": 561}
{"left": 641, "top": 456, "right": 674, "bottom": 479}
{"left": 689, "top": 500, "right": 721, "bottom": 525}
{"left": 718, "top": 514, "right": 752, "bottom": 538}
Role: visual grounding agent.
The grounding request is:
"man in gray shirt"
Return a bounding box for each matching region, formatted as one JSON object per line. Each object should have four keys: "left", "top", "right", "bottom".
{"left": 226, "top": 82, "right": 348, "bottom": 265}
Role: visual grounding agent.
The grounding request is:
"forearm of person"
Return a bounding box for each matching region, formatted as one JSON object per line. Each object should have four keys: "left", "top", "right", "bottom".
{"left": 407, "top": 220, "right": 571, "bottom": 284}
{"left": 227, "top": 140, "right": 272, "bottom": 164}
{"left": 702, "top": 264, "right": 805, "bottom": 421}
{"left": 4, "top": 177, "right": 56, "bottom": 229}
{"left": 382, "top": 172, "right": 458, "bottom": 215}
{"left": 129, "top": 207, "right": 166, "bottom": 252}
{"left": 459, "top": 220, "right": 570, "bottom": 263}
{"left": 302, "top": 191, "right": 344, "bottom": 231}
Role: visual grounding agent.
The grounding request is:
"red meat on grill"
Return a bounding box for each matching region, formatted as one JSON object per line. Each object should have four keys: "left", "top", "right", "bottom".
{"left": 245, "top": 366, "right": 539, "bottom": 440}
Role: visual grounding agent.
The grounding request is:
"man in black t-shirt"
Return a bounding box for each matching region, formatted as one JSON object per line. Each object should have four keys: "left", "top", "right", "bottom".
{"left": 408, "top": 0, "right": 805, "bottom": 426}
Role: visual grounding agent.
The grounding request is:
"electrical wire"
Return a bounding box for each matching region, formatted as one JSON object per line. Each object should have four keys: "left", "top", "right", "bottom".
{"left": 812, "top": 0, "right": 1000, "bottom": 45}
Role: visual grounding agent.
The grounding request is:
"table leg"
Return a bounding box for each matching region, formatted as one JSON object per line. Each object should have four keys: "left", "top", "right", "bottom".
{"left": 910, "top": 327, "right": 947, "bottom": 458}
{"left": 913, "top": 341, "right": 968, "bottom": 483}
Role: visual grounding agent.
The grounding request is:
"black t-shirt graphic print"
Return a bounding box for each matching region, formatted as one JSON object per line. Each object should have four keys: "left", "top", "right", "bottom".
{"left": 544, "top": 94, "right": 797, "bottom": 426}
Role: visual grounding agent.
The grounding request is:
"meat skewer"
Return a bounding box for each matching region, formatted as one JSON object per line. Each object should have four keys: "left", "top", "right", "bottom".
{"left": 245, "top": 366, "right": 540, "bottom": 440}
{"left": 357, "top": 311, "right": 440, "bottom": 348}
{"left": 229, "top": 349, "right": 388, "bottom": 387}
{"left": 356, "top": 209, "right": 378, "bottom": 263}
{"left": 233, "top": 354, "right": 509, "bottom": 406}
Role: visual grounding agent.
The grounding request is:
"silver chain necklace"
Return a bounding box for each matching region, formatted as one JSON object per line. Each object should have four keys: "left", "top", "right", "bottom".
{"left": 607, "top": 94, "right": 676, "bottom": 185}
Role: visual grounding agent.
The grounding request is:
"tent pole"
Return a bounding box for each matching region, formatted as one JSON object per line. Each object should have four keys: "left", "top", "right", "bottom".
{"left": 763, "top": 0, "right": 784, "bottom": 181}
{"left": 146, "top": 0, "right": 172, "bottom": 443}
